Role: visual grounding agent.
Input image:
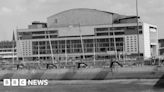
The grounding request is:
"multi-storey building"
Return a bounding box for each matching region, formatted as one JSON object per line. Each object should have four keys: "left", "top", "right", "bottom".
{"left": 16, "top": 8, "right": 158, "bottom": 62}
{"left": 159, "top": 39, "right": 164, "bottom": 56}
{"left": 0, "top": 41, "right": 16, "bottom": 60}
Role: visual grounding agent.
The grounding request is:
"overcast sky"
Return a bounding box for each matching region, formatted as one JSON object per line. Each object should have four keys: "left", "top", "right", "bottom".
{"left": 0, "top": 0, "right": 163, "bottom": 41}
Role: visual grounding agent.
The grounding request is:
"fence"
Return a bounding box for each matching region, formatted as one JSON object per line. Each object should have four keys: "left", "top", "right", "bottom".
{"left": 0, "top": 59, "right": 163, "bottom": 70}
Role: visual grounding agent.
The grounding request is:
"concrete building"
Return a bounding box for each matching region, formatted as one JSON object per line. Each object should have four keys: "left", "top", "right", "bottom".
{"left": 16, "top": 8, "right": 158, "bottom": 62}
{"left": 159, "top": 39, "right": 164, "bottom": 57}
{"left": 0, "top": 41, "right": 16, "bottom": 60}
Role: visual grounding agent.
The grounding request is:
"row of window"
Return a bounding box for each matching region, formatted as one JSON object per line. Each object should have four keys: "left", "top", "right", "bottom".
{"left": 32, "top": 47, "right": 124, "bottom": 55}
{"left": 95, "top": 26, "right": 142, "bottom": 32}
{"left": 126, "top": 35, "right": 138, "bottom": 53}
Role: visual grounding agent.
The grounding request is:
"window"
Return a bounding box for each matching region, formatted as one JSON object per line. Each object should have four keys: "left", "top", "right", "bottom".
{"left": 110, "top": 33, "right": 113, "bottom": 35}
{"left": 48, "top": 30, "right": 58, "bottom": 34}
{"left": 115, "top": 32, "right": 124, "bottom": 35}
{"left": 127, "top": 26, "right": 136, "bottom": 30}
{"left": 139, "top": 30, "right": 142, "bottom": 34}
{"left": 96, "top": 33, "right": 108, "bottom": 36}
{"left": 54, "top": 19, "right": 58, "bottom": 23}
{"left": 96, "top": 28, "right": 109, "bottom": 31}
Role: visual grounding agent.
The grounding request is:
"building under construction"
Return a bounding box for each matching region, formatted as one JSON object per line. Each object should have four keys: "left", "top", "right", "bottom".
{"left": 0, "top": 41, "right": 16, "bottom": 60}
{"left": 16, "top": 8, "right": 158, "bottom": 62}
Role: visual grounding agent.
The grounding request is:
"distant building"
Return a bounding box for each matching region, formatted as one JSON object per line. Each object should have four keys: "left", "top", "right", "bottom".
{"left": 0, "top": 41, "right": 16, "bottom": 60}
{"left": 16, "top": 8, "right": 158, "bottom": 61}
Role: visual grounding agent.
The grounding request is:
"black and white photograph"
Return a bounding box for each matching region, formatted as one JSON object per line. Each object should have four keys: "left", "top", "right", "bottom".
{"left": 0, "top": 0, "right": 163, "bottom": 92}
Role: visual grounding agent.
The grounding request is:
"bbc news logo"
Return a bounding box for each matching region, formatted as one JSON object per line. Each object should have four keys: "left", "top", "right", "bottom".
{"left": 3, "top": 79, "right": 48, "bottom": 86}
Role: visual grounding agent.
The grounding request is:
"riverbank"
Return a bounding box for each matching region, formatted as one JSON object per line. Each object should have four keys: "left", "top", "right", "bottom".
{"left": 0, "top": 66, "right": 163, "bottom": 80}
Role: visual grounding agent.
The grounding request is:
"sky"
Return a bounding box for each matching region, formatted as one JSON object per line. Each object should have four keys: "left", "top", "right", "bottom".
{"left": 0, "top": 0, "right": 163, "bottom": 41}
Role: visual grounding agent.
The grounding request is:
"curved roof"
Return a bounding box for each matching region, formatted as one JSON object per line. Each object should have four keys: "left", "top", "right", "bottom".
{"left": 47, "top": 8, "right": 128, "bottom": 28}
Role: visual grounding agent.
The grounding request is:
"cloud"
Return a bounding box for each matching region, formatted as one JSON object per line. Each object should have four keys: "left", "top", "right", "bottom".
{"left": 0, "top": 0, "right": 164, "bottom": 40}
{"left": 1, "top": 7, "right": 12, "bottom": 13}
{"left": 37, "top": 0, "right": 47, "bottom": 3}
{"left": 15, "top": 6, "right": 26, "bottom": 13}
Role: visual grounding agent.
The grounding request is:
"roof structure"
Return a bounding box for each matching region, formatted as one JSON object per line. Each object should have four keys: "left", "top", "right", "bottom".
{"left": 47, "top": 8, "right": 135, "bottom": 28}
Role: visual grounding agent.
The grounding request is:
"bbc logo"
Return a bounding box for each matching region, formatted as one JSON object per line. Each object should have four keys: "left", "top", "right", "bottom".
{"left": 3, "top": 79, "right": 27, "bottom": 86}
{"left": 3, "top": 79, "right": 48, "bottom": 86}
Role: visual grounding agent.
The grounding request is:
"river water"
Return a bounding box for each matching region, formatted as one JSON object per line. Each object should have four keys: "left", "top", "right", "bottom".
{"left": 0, "top": 79, "right": 164, "bottom": 92}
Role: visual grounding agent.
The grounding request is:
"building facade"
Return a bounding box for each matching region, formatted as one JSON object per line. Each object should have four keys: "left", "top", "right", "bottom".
{"left": 16, "top": 8, "right": 158, "bottom": 62}
{"left": 0, "top": 41, "right": 16, "bottom": 60}
{"left": 159, "top": 39, "right": 164, "bottom": 57}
